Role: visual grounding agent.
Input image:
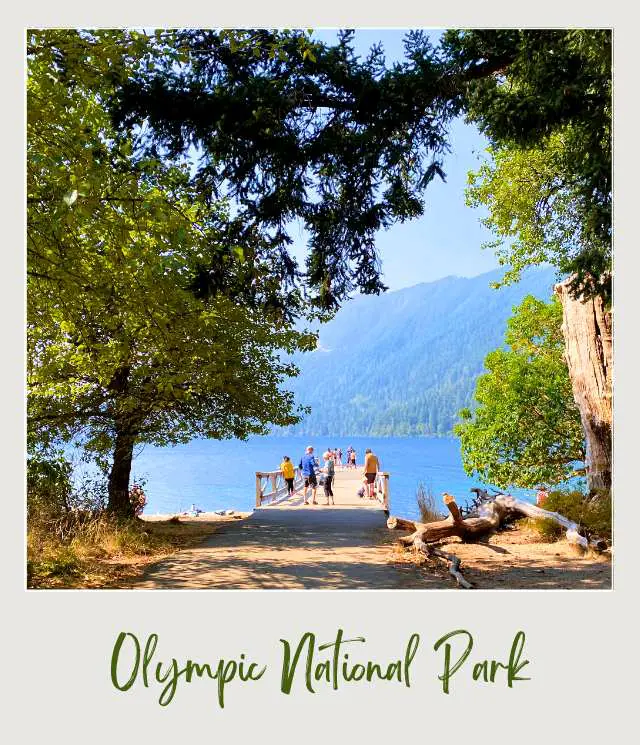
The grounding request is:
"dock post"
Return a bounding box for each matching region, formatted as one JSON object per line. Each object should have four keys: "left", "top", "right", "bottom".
{"left": 383, "top": 473, "right": 390, "bottom": 512}
{"left": 255, "top": 473, "right": 263, "bottom": 508}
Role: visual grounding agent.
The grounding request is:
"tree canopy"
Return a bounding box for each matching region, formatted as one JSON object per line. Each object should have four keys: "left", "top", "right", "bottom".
{"left": 455, "top": 295, "right": 585, "bottom": 488}
{"left": 112, "top": 28, "right": 611, "bottom": 308}
{"left": 27, "top": 30, "right": 314, "bottom": 514}
{"left": 27, "top": 28, "right": 612, "bottom": 512}
{"left": 459, "top": 29, "right": 611, "bottom": 302}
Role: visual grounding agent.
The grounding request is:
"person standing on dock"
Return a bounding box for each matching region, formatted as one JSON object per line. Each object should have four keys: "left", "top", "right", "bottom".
{"left": 300, "top": 446, "right": 318, "bottom": 505}
{"left": 363, "top": 448, "right": 380, "bottom": 499}
{"left": 323, "top": 451, "right": 335, "bottom": 505}
{"left": 280, "top": 455, "right": 295, "bottom": 497}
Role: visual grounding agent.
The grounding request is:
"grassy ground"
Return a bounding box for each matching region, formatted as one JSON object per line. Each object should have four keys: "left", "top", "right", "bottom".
{"left": 27, "top": 513, "right": 247, "bottom": 589}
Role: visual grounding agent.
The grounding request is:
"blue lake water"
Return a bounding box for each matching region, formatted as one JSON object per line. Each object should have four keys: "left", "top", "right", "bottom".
{"left": 129, "top": 435, "right": 536, "bottom": 520}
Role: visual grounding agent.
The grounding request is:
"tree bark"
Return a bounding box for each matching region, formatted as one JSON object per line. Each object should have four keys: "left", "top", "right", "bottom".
{"left": 106, "top": 365, "right": 138, "bottom": 517}
{"left": 107, "top": 425, "right": 137, "bottom": 517}
{"left": 554, "top": 278, "right": 612, "bottom": 492}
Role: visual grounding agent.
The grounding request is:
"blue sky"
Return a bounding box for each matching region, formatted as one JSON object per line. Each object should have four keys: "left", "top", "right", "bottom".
{"left": 300, "top": 28, "right": 500, "bottom": 291}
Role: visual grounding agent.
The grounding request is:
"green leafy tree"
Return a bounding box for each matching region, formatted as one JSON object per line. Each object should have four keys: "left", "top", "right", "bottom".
{"left": 445, "top": 29, "right": 611, "bottom": 302}
{"left": 28, "top": 30, "right": 314, "bottom": 515}
{"left": 455, "top": 296, "right": 585, "bottom": 488}
{"left": 453, "top": 29, "right": 612, "bottom": 491}
{"left": 466, "top": 131, "right": 608, "bottom": 291}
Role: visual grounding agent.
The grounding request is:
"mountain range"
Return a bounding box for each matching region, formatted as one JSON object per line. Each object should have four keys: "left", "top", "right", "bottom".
{"left": 277, "top": 266, "right": 559, "bottom": 437}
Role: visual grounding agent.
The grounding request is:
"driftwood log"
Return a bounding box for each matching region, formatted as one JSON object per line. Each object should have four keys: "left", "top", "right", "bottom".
{"left": 388, "top": 489, "right": 606, "bottom": 588}
{"left": 469, "top": 488, "right": 607, "bottom": 550}
{"left": 388, "top": 493, "right": 511, "bottom": 545}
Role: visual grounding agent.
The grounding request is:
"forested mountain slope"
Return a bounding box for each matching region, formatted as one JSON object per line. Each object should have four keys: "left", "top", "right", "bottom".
{"left": 278, "top": 267, "right": 558, "bottom": 436}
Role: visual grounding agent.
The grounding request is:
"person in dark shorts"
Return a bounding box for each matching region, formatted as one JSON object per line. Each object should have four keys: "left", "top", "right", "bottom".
{"left": 280, "top": 455, "right": 295, "bottom": 497}
{"left": 323, "top": 451, "right": 335, "bottom": 505}
{"left": 363, "top": 448, "right": 380, "bottom": 498}
{"left": 300, "top": 446, "right": 318, "bottom": 505}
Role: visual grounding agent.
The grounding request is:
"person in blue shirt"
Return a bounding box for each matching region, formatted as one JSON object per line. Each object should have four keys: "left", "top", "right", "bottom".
{"left": 299, "top": 445, "right": 318, "bottom": 505}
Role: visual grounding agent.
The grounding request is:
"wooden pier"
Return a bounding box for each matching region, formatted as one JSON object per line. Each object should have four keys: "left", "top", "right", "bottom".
{"left": 255, "top": 466, "right": 390, "bottom": 512}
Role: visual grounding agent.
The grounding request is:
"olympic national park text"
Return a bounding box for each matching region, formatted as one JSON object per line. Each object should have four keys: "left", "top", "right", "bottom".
{"left": 109, "top": 628, "right": 530, "bottom": 708}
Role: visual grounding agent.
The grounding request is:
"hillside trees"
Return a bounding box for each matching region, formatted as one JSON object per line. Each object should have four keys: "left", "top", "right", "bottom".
{"left": 27, "top": 30, "right": 314, "bottom": 516}
{"left": 455, "top": 296, "right": 585, "bottom": 488}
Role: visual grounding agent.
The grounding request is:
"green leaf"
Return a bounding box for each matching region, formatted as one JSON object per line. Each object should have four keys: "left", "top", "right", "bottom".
{"left": 63, "top": 189, "right": 78, "bottom": 206}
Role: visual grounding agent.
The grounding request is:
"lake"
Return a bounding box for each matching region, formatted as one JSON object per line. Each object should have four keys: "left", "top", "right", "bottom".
{"left": 129, "top": 435, "right": 536, "bottom": 520}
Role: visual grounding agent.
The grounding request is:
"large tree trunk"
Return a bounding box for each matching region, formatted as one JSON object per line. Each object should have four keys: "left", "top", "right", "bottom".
{"left": 107, "top": 425, "right": 137, "bottom": 516}
{"left": 106, "top": 366, "right": 138, "bottom": 517}
{"left": 555, "top": 278, "right": 612, "bottom": 492}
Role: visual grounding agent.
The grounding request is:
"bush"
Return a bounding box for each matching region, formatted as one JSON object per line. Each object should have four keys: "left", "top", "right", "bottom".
{"left": 528, "top": 488, "right": 612, "bottom": 541}
{"left": 525, "top": 517, "right": 565, "bottom": 542}
{"left": 27, "top": 451, "right": 155, "bottom": 586}
{"left": 416, "top": 483, "right": 445, "bottom": 523}
{"left": 27, "top": 448, "right": 73, "bottom": 516}
{"left": 28, "top": 446, "right": 108, "bottom": 518}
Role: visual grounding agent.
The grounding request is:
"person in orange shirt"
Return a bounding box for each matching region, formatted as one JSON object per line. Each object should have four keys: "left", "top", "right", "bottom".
{"left": 363, "top": 448, "right": 380, "bottom": 499}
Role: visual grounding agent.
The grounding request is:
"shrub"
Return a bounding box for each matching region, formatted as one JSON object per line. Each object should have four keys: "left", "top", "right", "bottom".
{"left": 27, "top": 448, "right": 73, "bottom": 516}
{"left": 525, "top": 517, "right": 565, "bottom": 542}
{"left": 527, "top": 488, "right": 612, "bottom": 541}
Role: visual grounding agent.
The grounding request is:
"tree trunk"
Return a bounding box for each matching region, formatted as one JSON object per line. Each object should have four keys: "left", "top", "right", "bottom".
{"left": 107, "top": 425, "right": 137, "bottom": 517}
{"left": 106, "top": 365, "right": 138, "bottom": 517}
{"left": 554, "top": 278, "right": 612, "bottom": 492}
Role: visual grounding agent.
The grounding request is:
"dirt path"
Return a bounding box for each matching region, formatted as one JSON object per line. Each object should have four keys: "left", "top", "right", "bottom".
{"left": 129, "top": 506, "right": 611, "bottom": 590}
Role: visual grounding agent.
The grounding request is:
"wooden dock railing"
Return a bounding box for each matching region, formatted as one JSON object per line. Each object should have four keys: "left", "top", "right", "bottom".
{"left": 255, "top": 467, "right": 390, "bottom": 511}
{"left": 255, "top": 468, "right": 304, "bottom": 507}
{"left": 374, "top": 472, "right": 390, "bottom": 511}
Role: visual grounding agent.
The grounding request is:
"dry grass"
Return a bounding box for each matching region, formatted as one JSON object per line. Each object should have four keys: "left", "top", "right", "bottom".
{"left": 27, "top": 512, "right": 241, "bottom": 589}
{"left": 416, "top": 483, "right": 445, "bottom": 523}
{"left": 522, "top": 517, "right": 565, "bottom": 542}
